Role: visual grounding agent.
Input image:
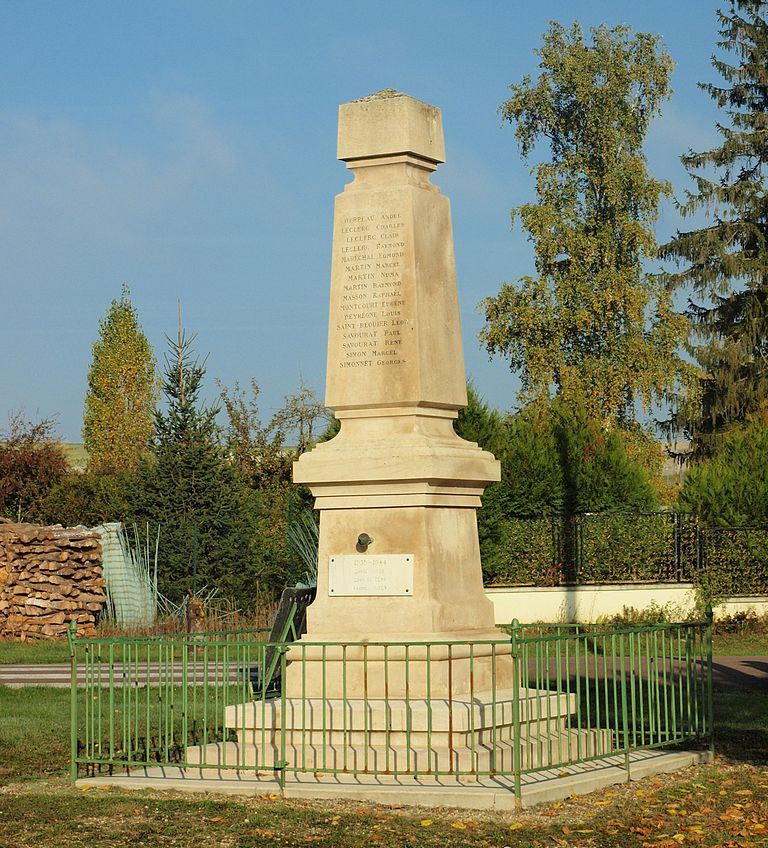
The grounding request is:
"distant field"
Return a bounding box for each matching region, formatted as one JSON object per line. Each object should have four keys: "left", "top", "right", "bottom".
{"left": 61, "top": 443, "right": 88, "bottom": 471}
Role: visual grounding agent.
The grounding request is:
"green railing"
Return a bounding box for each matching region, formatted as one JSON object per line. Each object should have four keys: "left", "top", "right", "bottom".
{"left": 68, "top": 614, "right": 713, "bottom": 797}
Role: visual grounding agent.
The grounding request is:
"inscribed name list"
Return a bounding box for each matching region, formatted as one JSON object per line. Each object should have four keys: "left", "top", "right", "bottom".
{"left": 330, "top": 207, "right": 412, "bottom": 374}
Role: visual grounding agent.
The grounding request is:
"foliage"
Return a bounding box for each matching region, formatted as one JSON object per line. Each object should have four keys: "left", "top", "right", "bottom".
{"left": 595, "top": 601, "right": 693, "bottom": 626}
{"left": 36, "top": 469, "right": 135, "bottom": 527}
{"left": 82, "top": 286, "right": 157, "bottom": 473}
{"left": 454, "top": 383, "right": 506, "bottom": 455}
{"left": 0, "top": 413, "right": 69, "bottom": 522}
{"left": 660, "top": 1, "right": 768, "bottom": 454}
{"left": 270, "top": 379, "right": 331, "bottom": 455}
{"left": 133, "top": 328, "right": 254, "bottom": 606}
{"left": 287, "top": 504, "right": 319, "bottom": 587}
{"left": 218, "top": 378, "right": 293, "bottom": 487}
{"left": 678, "top": 415, "right": 768, "bottom": 525}
{"left": 461, "top": 395, "right": 660, "bottom": 585}
{"left": 482, "top": 22, "right": 696, "bottom": 424}
{"left": 579, "top": 512, "right": 683, "bottom": 583}
{"left": 484, "top": 507, "right": 767, "bottom": 599}
{"left": 217, "top": 377, "right": 322, "bottom": 593}
{"left": 550, "top": 401, "right": 659, "bottom": 516}
{"left": 716, "top": 608, "right": 768, "bottom": 634}
{"left": 698, "top": 525, "right": 768, "bottom": 598}
{"left": 483, "top": 516, "right": 560, "bottom": 586}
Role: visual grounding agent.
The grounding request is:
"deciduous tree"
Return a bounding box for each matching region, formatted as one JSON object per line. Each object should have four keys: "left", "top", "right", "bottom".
{"left": 482, "top": 22, "right": 696, "bottom": 425}
{"left": 0, "top": 413, "right": 69, "bottom": 522}
{"left": 83, "top": 285, "right": 157, "bottom": 472}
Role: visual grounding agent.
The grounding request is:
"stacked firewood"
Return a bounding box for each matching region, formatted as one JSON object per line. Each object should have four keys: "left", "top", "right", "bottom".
{"left": 0, "top": 522, "right": 105, "bottom": 640}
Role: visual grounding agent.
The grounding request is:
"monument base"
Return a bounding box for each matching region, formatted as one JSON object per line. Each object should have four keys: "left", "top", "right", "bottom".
{"left": 185, "top": 688, "right": 613, "bottom": 776}
{"left": 283, "top": 635, "right": 514, "bottom": 698}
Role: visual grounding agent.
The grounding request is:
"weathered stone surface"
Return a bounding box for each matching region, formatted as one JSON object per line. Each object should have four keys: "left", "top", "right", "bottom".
{"left": 292, "top": 90, "right": 503, "bottom": 686}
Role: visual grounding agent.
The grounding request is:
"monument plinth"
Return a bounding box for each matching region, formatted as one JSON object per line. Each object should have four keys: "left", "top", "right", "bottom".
{"left": 294, "top": 90, "right": 502, "bottom": 659}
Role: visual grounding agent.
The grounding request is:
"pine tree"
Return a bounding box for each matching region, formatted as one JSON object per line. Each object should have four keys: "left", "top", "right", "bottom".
{"left": 482, "top": 22, "right": 696, "bottom": 425}
{"left": 660, "top": 1, "right": 768, "bottom": 453}
{"left": 136, "top": 328, "right": 254, "bottom": 604}
{"left": 83, "top": 286, "right": 157, "bottom": 472}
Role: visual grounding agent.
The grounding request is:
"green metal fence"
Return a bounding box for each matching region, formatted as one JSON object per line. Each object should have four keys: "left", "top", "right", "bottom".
{"left": 485, "top": 512, "right": 768, "bottom": 592}
{"left": 68, "top": 615, "right": 713, "bottom": 797}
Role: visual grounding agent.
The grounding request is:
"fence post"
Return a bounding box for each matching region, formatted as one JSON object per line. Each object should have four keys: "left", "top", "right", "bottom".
{"left": 620, "top": 632, "right": 631, "bottom": 779}
{"left": 705, "top": 605, "right": 715, "bottom": 758}
{"left": 276, "top": 645, "right": 290, "bottom": 794}
{"left": 68, "top": 619, "right": 78, "bottom": 783}
{"left": 510, "top": 619, "right": 522, "bottom": 807}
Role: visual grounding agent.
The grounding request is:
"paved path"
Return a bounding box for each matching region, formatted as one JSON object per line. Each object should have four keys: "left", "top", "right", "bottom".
{"left": 0, "top": 662, "right": 240, "bottom": 688}
{"left": 1, "top": 657, "right": 767, "bottom": 690}
{"left": 711, "top": 656, "right": 768, "bottom": 691}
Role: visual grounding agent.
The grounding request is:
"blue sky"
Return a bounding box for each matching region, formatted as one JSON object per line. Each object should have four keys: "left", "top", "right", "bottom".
{"left": 0, "top": 0, "right": 725, "bottom": 441}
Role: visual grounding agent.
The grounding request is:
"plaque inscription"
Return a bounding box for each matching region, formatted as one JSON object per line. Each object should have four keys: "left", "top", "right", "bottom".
{"left": 328, "top": 554, "right": 414, "bottom": 597}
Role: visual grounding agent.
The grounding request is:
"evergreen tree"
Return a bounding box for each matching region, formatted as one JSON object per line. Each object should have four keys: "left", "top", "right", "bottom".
{"left": 454, "top": 385, "right": 509, "bottom": 572}
{"left": 83, "top": 286, "right": 157, "bottom": 472}
{"left": 678, "top": 414, "right": 768, "bottom": 525}
{"left": 482, "top": 22, "right": 696, "bottom": 424}
{"left": 551, "top": 401, "right": 658, "bottom": 515}
{"left": 136, "top": 328, "right": 253, "bottom": 605}
{"left": 661, "top": 1, "right": 768, "bottom": 453}
{"left": 454, "top": 383, "right": 505, "bottom": 456}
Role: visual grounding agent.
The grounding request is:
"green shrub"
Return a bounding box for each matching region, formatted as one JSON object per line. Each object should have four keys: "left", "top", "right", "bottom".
{"left": 679, "top": 417, "right": 768, "bottom": 526}
{"left": 482, "top": 517, "right": 560, "bottom": 585}
{"left": 698, "top": 526, "right": 768, "bottom": 598}
{"left": 577, "top": 512, "right": 682, "bottom": 582}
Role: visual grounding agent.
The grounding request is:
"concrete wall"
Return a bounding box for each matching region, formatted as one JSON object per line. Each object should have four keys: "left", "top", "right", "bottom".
{"left": 485, "top": 583, "right": 768, "bottom": 623}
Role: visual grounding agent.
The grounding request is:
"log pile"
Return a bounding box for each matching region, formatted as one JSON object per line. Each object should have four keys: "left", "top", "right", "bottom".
{"left": 0, "top": 522, "right": 105, "bottom": 640}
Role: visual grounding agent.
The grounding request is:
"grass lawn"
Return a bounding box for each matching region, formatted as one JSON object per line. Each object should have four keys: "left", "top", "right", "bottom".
{"left": 712, "top": 632, "right": 768, "bottom": 656}
{"left": 0, "top": 684, "right": 767, "bottom": 847}
{"left": 0, "top": 640, "right": 72, "bottom": 664}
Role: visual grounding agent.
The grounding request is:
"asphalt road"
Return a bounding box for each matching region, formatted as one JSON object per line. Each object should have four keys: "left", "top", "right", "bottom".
{"left": 1, "top": 657, "right": 766, "bottom": 690}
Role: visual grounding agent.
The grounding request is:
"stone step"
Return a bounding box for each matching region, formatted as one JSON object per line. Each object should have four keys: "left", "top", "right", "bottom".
{"left": 235, "top": 719, "right": 570, "bottom": 749}
{"left": 225, "top": 688, "right": 578, "bottom": 733}
{"left": 186, "top": 728, "right": 613, "bottom": 773}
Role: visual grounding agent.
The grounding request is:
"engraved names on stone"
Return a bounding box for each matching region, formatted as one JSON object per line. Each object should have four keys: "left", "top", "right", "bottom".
{"left": 334, "top": 210, "right": 408, "bottom": 370}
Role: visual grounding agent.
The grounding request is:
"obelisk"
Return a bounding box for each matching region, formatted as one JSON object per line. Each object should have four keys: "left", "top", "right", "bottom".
{"left": 293, "top": 91, "right": 503, "bottom": 680}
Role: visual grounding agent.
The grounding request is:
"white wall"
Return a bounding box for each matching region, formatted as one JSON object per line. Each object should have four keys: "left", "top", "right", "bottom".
{"left": 485, "top": 583, "right": 768, "bottom": 623}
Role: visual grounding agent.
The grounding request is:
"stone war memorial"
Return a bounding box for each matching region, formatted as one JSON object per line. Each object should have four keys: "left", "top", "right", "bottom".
{"left": 74, "top": 90, "right": 713, "bottom": 809}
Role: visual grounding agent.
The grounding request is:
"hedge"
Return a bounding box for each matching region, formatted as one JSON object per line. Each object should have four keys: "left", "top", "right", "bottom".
{"left": 482, "top": 512, "right": 768, "bottom": 599}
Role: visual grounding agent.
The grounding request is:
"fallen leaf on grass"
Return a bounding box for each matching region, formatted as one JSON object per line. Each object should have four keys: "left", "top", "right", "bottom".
{"left": 509, "top": 822, "right": 525, "bottom": 830}
{"left": 205, "top": 817, "right": 224, "bottom": 823}
{"left": 419, "top": 819, "right": 433, "bottom": 827}
{"left": 451, "top": 822, "right": 467, "bottom": 829}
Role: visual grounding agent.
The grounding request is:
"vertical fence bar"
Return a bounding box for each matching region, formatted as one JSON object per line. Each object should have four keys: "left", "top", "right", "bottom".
{"left": 510, "top": 621, "right": 522, "bottom": 805}
{"left": 278, "top": 646, "right": 288, "bottom": 791}
{"left": 619, "top": 632, "right": 630, "bottom": 777}
{"left": 68, "top": 621, "right": 78, "bottom": 782}
{"left": 706, "top": 606, "right": 714, "bottom": 753}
